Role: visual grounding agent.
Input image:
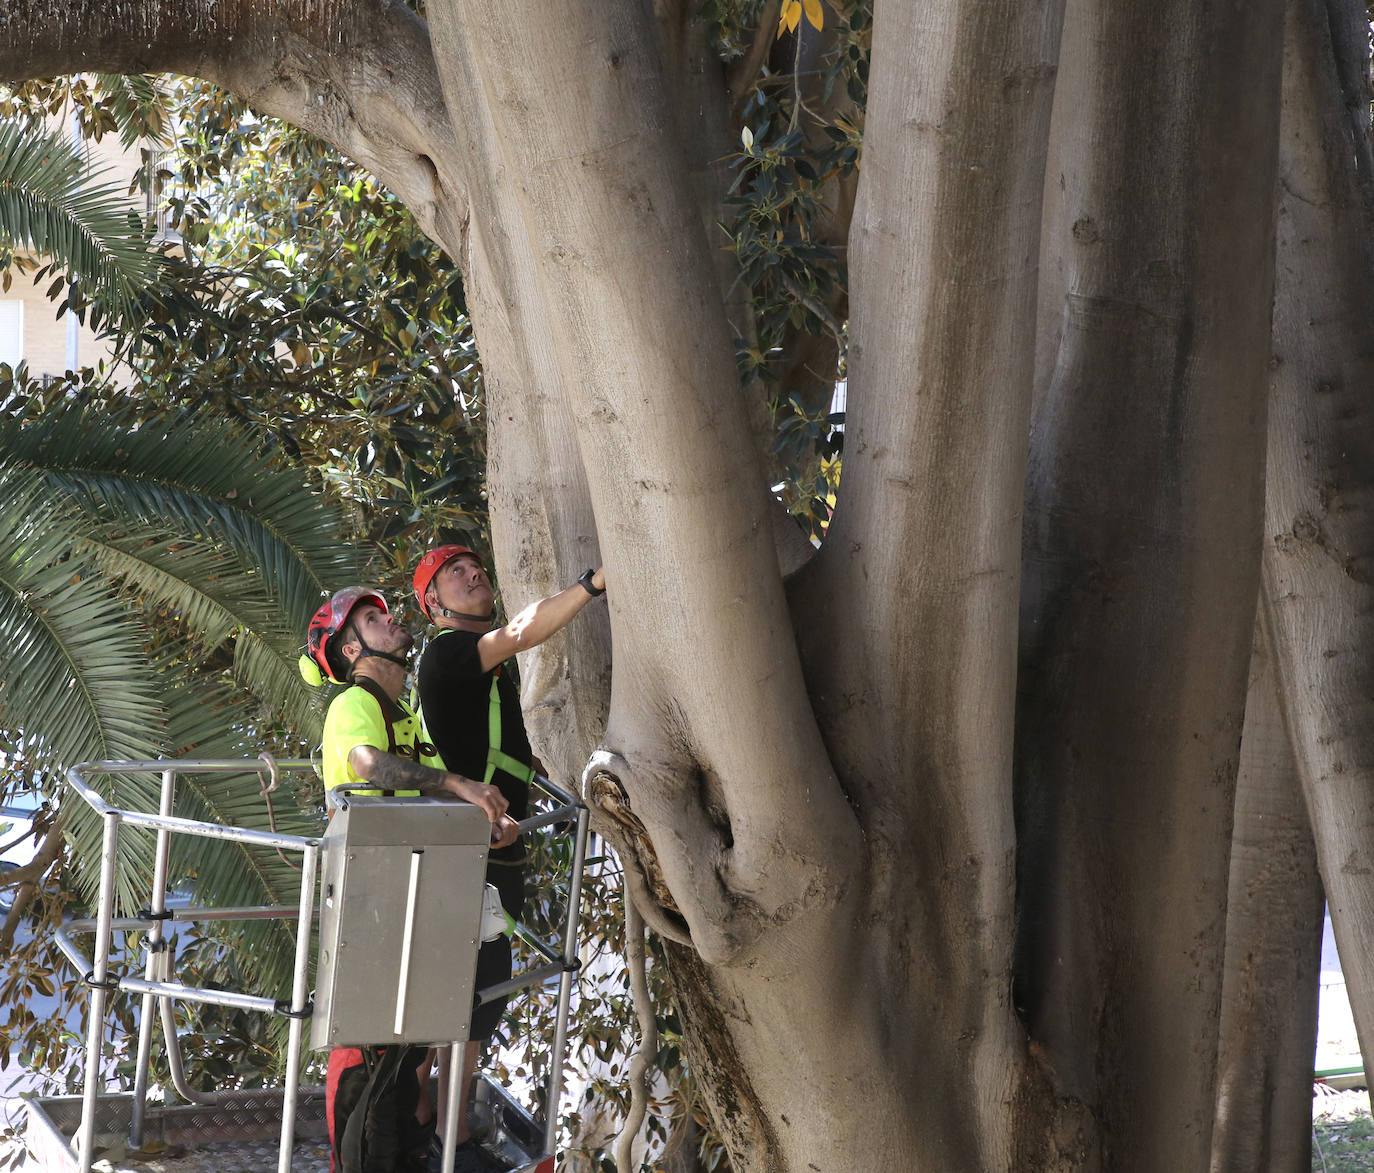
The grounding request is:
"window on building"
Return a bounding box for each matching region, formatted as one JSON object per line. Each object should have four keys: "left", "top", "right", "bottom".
{"left": 0, "top": 301, "right": 22, "bottom": 368}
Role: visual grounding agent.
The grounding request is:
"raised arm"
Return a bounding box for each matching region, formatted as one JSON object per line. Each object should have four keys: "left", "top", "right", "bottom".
{"left": 476, "top": 566, "right": 605, "bottom": 672}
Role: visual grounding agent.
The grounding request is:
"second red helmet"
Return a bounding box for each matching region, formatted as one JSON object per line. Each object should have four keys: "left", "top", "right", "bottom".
{"left": 303, "top": 587, "right": 388, "bottom": 684}
{"left": 412, "top": 545, "right": 483, "bottom": 621}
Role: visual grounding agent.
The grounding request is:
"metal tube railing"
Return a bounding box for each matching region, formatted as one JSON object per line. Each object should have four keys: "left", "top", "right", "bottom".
{"left": 63, "top": 759, "right": 321, "bottom": 1173}
{"left": 546, "top": 805, "right": 591, "bottom": 1155}
{"left": 76, "top": 809, "right": 120, "bottom": 1172}
{"left": 159, "top": 991, "right": 215, "bottom": 1105}
{"left": 129, "top": 768, "right": 175, "bottom": 1146}
{"left": 278, "top": 842, "right": 318, "bottom": 1173}
{"left": 58, "top": 758, "right": 590, "bottom": 1173}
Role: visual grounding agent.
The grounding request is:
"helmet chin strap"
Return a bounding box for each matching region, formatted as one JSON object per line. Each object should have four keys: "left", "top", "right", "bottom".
{"left": 432, "top": 602, "right": 496, "bottom": 623}
{"left": 345, "top": 626, "right": 412, "bottom": 678}
{"left": 352, "top": 646, "right": 411, "bottom": 670}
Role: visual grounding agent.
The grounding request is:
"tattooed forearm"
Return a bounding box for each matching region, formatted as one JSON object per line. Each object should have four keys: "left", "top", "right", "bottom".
{"left": 349, "top": 747, "right": 452, "bottom": 795}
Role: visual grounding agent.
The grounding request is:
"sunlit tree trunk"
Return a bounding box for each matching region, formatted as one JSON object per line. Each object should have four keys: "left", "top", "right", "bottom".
{"left": 1261, "top": 0, "right": 1374, "bottom": 1077}
{"left": 1210, "top": 614, "right": 1323, "bottom": 1173}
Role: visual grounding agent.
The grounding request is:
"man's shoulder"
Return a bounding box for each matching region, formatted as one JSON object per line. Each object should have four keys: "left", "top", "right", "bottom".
{"left": 325, "top": 684, "right": 382, "bottom": 722}
{"left": 418, "top": 626, "right": 484, "bottom": 674}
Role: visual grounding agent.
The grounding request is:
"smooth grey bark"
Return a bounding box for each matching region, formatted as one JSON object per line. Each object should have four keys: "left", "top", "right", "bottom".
{"left": 1261, "top": 0, "right": 1374, "bottom": 1078}
{"left": 1016, "top": 0, "right": 1284, "bottom": 1169}
{"left": 429, "top": 4, "right": 874, "bottom": 1168}
{"left": 2, "top": 2, "right": 1366, "bottom": 1171}
{"left": 793, "top": 0, "right": 1066, "bottom": 1165}
{"left": 1209, "top": 614, "right": 1323, "bottom": 1173}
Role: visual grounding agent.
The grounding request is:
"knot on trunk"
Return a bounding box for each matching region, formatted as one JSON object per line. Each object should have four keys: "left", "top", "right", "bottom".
{"left": 585, "top": 751, "right": 691, "bottom": 944}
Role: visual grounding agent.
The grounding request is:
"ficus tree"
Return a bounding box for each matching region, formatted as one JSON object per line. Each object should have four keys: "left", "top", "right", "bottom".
{"left": 2, "top": 1, "right": 1372, "bottom": 1172}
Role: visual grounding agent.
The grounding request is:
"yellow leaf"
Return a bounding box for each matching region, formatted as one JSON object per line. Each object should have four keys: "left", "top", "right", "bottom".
{"left": 803, "top": 0, "right": 824, "bottom": 30}
{"left": 779, "top": 1, "right": 802, "bottom": 35}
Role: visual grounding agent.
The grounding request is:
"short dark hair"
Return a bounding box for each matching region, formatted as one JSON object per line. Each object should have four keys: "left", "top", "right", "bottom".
{"left": 325, "top": 626, "right": 354, "bottom": 682}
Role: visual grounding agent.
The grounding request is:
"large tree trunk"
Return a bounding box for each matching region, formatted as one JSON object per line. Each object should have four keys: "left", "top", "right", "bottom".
{"left": 429, "top": 4, "right": 875, "bottom": 1169}
{"left": 1261, "top": 0, "right": 1374, "bottom": 1075}
{"left": 793, "top": 0, "right": 1065, "bottom": 1165}
{"left": 4, "top": 2, "right": 1369, "bottom": 1172}
{"left": 1209, "top": 613, "right": 1323, "bottom": 1173}
{"left": 1016, "top": 0, "right": 1284, "bottom": 1168}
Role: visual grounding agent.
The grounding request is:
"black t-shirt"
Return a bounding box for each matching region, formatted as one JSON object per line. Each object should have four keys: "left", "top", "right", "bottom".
{"left": 416, "top": 628, "right": 532, "bottom": 847}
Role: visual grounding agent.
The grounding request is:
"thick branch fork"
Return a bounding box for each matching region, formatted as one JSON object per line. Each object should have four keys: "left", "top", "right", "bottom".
{"left": 585, "top": 748, "right": 860, "bottom": 968}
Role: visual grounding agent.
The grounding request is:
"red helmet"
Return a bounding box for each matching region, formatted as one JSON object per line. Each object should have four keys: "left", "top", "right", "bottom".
{"left": 301, "top": 587, "right": 388, "bottom": 685}
{"left": 412, "top": 545, "right": 483, "bottom": 621}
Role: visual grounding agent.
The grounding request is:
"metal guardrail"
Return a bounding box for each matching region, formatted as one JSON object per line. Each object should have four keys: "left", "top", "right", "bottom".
{"left": 62, "top": 758, "right": 320, "bottom": 1173}
{"left": 56, "top": 756, "right": 590, "bottom": 1173}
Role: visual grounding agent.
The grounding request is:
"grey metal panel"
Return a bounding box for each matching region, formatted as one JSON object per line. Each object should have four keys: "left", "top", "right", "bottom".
{"left": 312, "top": 796, "right": 491, "bottom": 1049}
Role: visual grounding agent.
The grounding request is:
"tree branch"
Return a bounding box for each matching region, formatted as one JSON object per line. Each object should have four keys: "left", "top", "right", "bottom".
{"left": 0, "top": 825, "right": 63, "bottom": 951}
{"left": 727, "top": 1, "right": 783, "bottom": 123}
{"left": 0, "top": 0, "right": 467, "bottom": 252}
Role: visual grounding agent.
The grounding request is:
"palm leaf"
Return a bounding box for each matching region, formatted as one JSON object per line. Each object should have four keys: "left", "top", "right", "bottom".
{"left": 0, "top": 401, "right": 359, "bottom": 928}
{"left": 0, "top": 467, "right": 166, "bottom": 767}
{"left": 155, "top": 678, "right": 323, "bottom": 1026}
{"left": 0, "top": 466, "right": 166, "bottom": 910}
{"left": 2, "top": 403, "right": 363, "bottom": 625}
{"left": 0, "top": 119, "right": 156, "bottom": 328}
{"left": 76, "top": 527, "right": 322, "bottom": 736}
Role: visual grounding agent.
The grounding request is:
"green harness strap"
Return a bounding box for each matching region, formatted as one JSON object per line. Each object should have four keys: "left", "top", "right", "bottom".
{"left": 486, "top": 669, "right": 535, "bottom": 786}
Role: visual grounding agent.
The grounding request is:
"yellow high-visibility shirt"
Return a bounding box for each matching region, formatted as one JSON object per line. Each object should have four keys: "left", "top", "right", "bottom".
{"left": 321, "top": 683, "right": 442, "bottom": 795}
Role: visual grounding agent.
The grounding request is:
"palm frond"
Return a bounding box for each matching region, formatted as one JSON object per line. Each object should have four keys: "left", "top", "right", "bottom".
{"left": 2, "top": 404, "right": 364, "bottom": 625}
{"left": 0, "top": 467, "right": 166, "bottom": 767}
{"left": 75, "top": 528, "right": 321, "bottom": 735}
{"left": 0, "top": 119, "right": 156, "bottom": 327}
{"left": 0, "top": 400, "right": 357, "bottom": 1003}
{"left": 156, "top": 679, "right": 322, "bottom": 1016}
{"left": 0, "top": 467, "right": 169, "bottom": 911}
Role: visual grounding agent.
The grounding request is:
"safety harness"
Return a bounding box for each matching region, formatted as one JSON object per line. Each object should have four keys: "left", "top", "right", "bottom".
{"left": 351, "top": 677, "right": 437, "bottom": 797}
{"left": 483, "top": 667, "right": 535, "bottom": 787}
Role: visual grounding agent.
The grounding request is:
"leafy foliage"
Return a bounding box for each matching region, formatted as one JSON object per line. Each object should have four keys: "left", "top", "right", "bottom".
{"left": 0, "top": 71, "right": 488, "bottom": 1117}
{"left": 709, "top": 0, "right": 871, "bottom": 539}
{"left": 0, "top": 74, "right": 172, "bottom": 152}
{"left": 114, "top": 78, "right": 488, "bottom": 602}
{"left": 0, "top": 116, "right": 157, "bottom": 333}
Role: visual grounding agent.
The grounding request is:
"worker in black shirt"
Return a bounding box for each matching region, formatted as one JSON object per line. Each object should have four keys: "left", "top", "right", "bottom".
{"left": 411, "top": 545, "right": 605, "bottom": 1172}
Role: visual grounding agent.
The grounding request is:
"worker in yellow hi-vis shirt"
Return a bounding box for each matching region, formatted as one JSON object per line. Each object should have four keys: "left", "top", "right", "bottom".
{"left": 299, "top": 585, "right": 517, "bottom": 1173}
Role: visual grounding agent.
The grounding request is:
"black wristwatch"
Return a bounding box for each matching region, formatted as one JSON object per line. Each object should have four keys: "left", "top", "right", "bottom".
{"left": 577, "top": 568, "right": 605, "bottom": 597}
